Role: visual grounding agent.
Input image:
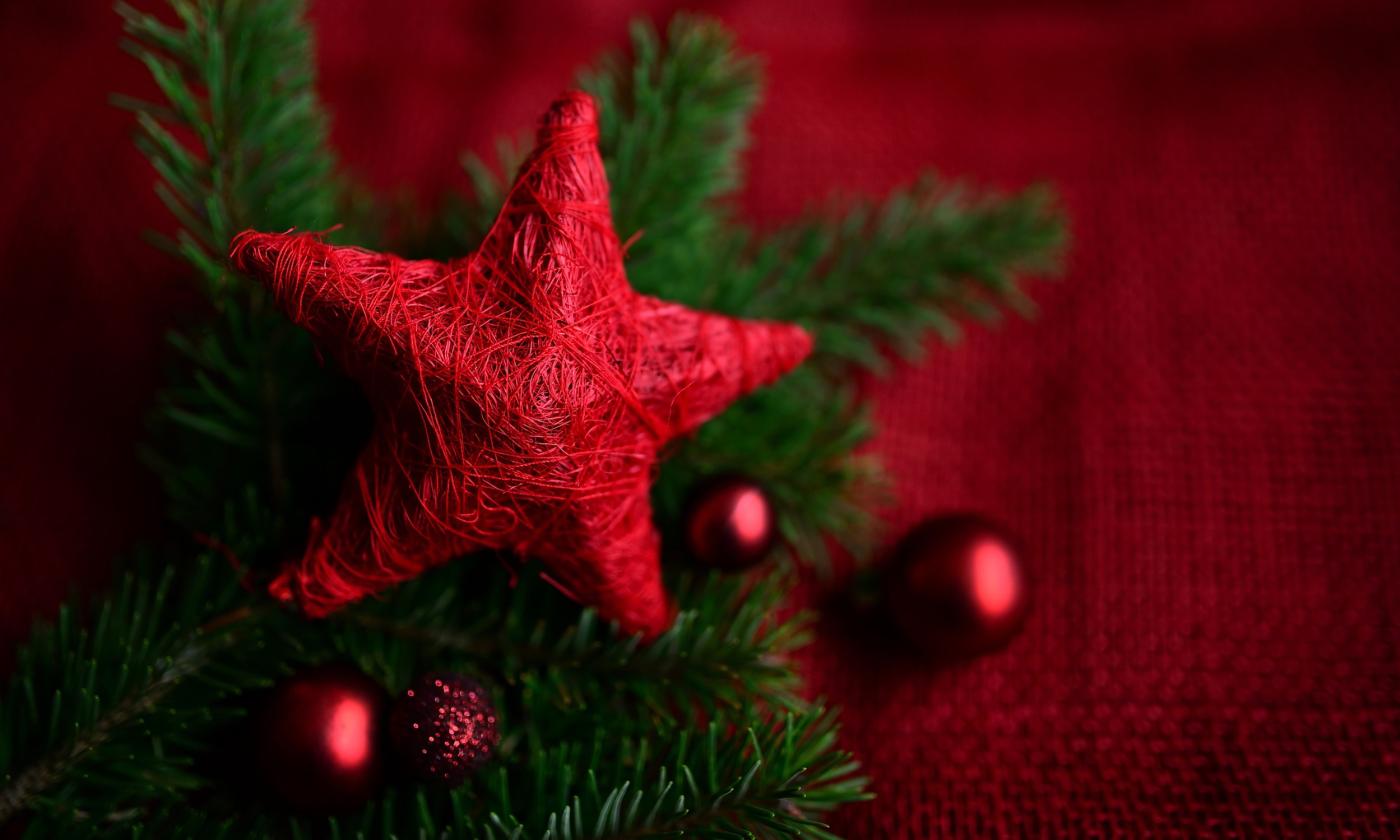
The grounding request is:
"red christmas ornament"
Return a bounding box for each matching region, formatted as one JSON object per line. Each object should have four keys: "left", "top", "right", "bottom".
{"left": 254, "top": 664, "right": 388, "bottom": 813}
{"left": 883, "top": 514, "right": 1030, "bottom": 658}
{"left": 389, "top": 673, "right": 499, "bottom": 785}
{"left": 229, "top": 92, "right": 811, "bottom": 639}
{"left": 683, "top": 475, "right": 778, "bottom": 570}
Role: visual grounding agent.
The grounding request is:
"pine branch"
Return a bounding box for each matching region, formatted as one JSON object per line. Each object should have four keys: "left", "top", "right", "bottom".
{"left": 119, "top": 0, "right": 361, "bottom": 559}
{"left": 321, "top": 567, "right": 809, "bottom": 728}
{"left": 580, "top": 15, "right": 759, "bottom": 278}
{"left": 223, "top": 707, "right": 865, "bottom": 840}
{"left": 116, "top": 0, "right": 340, "bottom": 295}
{"left": 0, "top": 557, "right": 266, "bottom": 828}
{"left": 478, "top": 708, "right": 869, "bottom": 840}
{"left": 5, "top": 565, "right": 842, "bottom": 837}
{"left": 643, "top": 177, "right": 1061, "bottom": 572}
{"left": 446, "top": 14, "right": 758, "bottom": 284}
{"left": 705, "top": 177, "right": 1066, "bottom": 374}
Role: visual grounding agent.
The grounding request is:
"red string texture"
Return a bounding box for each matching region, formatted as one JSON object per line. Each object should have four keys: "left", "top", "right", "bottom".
{"left": 228, "top": 92, "right": 811, "bottom": 638}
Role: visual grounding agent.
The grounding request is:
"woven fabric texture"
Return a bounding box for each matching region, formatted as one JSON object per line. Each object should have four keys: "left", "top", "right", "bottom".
{"left": 1, "top": 0, "right": 1397, "bottom": 835}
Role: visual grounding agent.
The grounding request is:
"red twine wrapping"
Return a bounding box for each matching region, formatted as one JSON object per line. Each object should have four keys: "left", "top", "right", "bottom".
{"left": 229, "top": 92, "right": 811, "bottom": 637}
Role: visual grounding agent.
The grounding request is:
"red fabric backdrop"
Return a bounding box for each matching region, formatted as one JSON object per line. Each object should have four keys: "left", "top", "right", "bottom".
{"left": 2, "top": 0, "right": 1398, "bottom": 834}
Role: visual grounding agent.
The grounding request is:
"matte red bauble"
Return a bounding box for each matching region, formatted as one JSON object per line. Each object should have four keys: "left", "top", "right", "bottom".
{"left": 683, "top": 476, "right": 778, "bottom": 570}
{"left": 883, "top": 514, "right": 1030, "bottom": 658}
{"left": 389, "top": 672, "right": 499, "bottom": 786}
{"left": 254, "top": 663, "right": 388, "bottom": 813}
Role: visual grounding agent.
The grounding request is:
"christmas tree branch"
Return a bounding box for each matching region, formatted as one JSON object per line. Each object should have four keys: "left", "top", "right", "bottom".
{"left": 0, "top": 651, "right": 188, "bottom": 825}
{"left": 645, "top": 180, "right": 1061, "bottom": 575}
{"left": 222, "top": 708, "right": 866, "bottom": 839}
{"left": 0, "top": 558, "right": 265, "bottom": 829}
{"left": 447, "top": 14, "right": 758, "bottom": 288}
{"left": 581, "top": 16, "right": 759, "bottom": 269}
{"left": 477, "top": 709, "right": 869, "bottom": 840}
{"left": 745, "top": 177, "right": 1066, "bottom": 373}
{"left": 120, "top": 0, "right": 356, "bottom": 562}
{"left": 334, "top": 571, "right": 809, "bottom": 721}
{"left": 116, "top": 0, "right": 339, "bottom": 297}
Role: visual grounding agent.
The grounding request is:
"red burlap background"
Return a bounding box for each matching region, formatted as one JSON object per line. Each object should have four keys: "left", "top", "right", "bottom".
{"left": 2, "top": 1, "right": 1397, "bottom": 834}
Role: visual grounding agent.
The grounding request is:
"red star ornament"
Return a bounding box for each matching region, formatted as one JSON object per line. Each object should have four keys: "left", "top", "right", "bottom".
{"left": 229, "top": 92, "right": 811, "bottom": 638}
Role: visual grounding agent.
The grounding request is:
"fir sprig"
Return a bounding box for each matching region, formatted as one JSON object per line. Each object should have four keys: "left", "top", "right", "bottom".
{"left": 737, "top": 177, "right": 1065, "bottom": 373}
{"left": 476, "top": 709, "right": 870, "bottom": 840}
{"left": 115, "top": 0, "right": 340, "bottom": 298}
{"left": 330, "top": 569, "right": 810, "bottom": 725}
{"left": 0, "top": 556, "right": 265, "bottom": 827}
{"left": 446, "top": 14, "right": 759, "bottom": 282}
{"left": 118, "top": 0, "right": 357, "bottom": 563}
{"left": 123, "top": 707, "right": 866, "bottom": 839}
{"left": 581, "top": 16, "right": 759, "bottom": 280}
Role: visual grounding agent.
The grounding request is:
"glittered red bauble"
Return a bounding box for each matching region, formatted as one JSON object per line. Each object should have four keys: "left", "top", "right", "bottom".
{"left": 883, "top": 514, "right": 1030, "bottom": 658}
{"left": 389, "top": 673, "right": 499, "bottom": 785}
{"left": 683, "top": 476, "right": 778, "bottom": 571}
{"left": 254, "top": 663, "right": 388, "bottom": 813}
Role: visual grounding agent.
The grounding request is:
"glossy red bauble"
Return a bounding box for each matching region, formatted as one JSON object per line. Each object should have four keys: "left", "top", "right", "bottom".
{"left": 883, "top": 514, "right": 1030, "bottom": 658}
{"left": 683, "top": 476, "right": 778, "bottom": 571}
{"left": 254, "top": 663, "right": 388, "bottom": 813}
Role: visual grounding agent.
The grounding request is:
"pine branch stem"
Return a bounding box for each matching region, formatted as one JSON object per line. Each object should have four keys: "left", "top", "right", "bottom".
{"left": 343, "top": 612, "right": 786, "bottom": 684}
{"left": 1, "top": 663, "right": 175, "bottom": 824}
{"left": 0, "top": 605, "right": 258, "bottom": 826}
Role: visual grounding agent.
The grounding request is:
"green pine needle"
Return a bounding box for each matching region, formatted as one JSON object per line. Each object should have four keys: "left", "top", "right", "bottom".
{"left": 0, "top": 556, "right": 265, "bottom": 827}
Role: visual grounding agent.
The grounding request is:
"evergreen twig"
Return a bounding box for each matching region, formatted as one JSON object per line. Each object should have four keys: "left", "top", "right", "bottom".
{"left": 332, "top": 570, "right": 809, "bottom": 722}
{"left": 740, "top": 177, "right": 1065, "bottom": 373}
{"left": 118, "top": 0, "right": 352, "bottom": 560}
{"left": 0, "top": 558, "right": 266, "bottom": 827}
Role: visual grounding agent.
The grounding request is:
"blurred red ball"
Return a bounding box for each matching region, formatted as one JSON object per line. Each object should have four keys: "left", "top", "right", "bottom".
{"left": 883, "top": 514, "right": 1030, "bottom": 658}
{"left": 255, "top": 663, "right": 388, "bottom": 813}
{"left": 683, "top": 475, "right": 778, "bottom": 570}
{"left": 389, "top": 672, "right": 499, "bottom": 785}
